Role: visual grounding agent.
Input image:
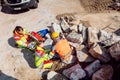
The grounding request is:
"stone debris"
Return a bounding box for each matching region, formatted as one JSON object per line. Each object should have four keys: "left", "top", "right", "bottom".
{"left": 62, "top": 55, "right": 76, "bottom": 64}
{"left": 47, "top": 71, "right": 68, "bottom": 80}
{"left": 56, "top": 13, "right": 75, "bottom": 23}
{"left": 47, "top": 18, "right": 119, "bottom": 79}
{"left": 63, "top": 64, "right": 86, "bottom": 80}
{"left": 109, "top": 41, "right": 120, "bottom": 61}
{"left": 45, "top": 15, "right": 120, "bottom": 80}
{"left": 67, "top": 32, "right": 83, "bottom": 44}
{"left": 98, "top": 30, "right": 112, "bottom": 46}
{"left": 43, "top": 38, "right": 53, "bottom": 50}
{"left": 84, "top": 60, "right": 101, "bottom": 77}
{"left": 50, "top": 22, "right": 62, "bottom": 33}
{"left": 78, "top": 23, "right": 87, "bottom": 41}
{"left": 69, "top": 42, "right": 80, "bottom": 49}
{"left": 69, "top": 25, "right": 78, "bottom": 32}
{"left": 87, "top": 27, "right": 99, "bottom": 46}
{"left": 89, "top": 43, "right": 110, "bottom": 62}
{"left": 76, "top": 45, "right": 95, "bottom": 62}
{"left": 99, "top": 30, "right": 120, "bottom": 47}
{"left": 92, "top": 65, "right": 113, "bottom": 80}
{"left": 60, "top": 17, "right": 70, "bottom": 33}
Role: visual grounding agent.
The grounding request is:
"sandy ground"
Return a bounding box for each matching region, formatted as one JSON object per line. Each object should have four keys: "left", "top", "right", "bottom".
{"left": 0, "top": 0, "right": 120, "bottom": 80}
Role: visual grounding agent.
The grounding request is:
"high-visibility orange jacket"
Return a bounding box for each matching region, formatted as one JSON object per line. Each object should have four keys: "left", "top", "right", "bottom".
{"left": 55, "top": 39, "right": 71, "bottom": 58}
{"left": 13, "top": 29, "right": 30, "bottom": 48}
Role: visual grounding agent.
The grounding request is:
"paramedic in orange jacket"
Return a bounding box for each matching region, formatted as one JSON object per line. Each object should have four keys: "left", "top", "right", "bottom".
{"left": 51, "top": 32, "right": 76, "bottom": 64}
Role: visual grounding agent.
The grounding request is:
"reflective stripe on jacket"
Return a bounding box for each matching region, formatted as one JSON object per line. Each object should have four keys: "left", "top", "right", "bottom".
{"left": 35, "top": 46, "right": 54, "bottom": 69}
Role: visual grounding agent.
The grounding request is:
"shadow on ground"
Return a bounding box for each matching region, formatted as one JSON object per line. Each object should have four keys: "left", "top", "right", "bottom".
{"left": 1, "top": 5, "right": 29, "bottom": 14}
{"left": 21, "top": 49, "right": 36, "bottom": 68}
{"left": 8, "top": 37, "right": 17, "bottom": 48}
{"left": 0, "top": 70, "right": 18, "bottom": 80}
{"left": 8, "top": 37, "right": 36, "bottom": 68}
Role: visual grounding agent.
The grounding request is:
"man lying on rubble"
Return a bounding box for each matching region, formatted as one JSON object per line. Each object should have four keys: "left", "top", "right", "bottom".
{"left": 13, "top": 26, "right": 49, "bottom": 50}
{"left": 34, "top": 42, "right": 55, "bottom": 70}
{"left": 51, "top": 32, "right": 76, "bottom": 64}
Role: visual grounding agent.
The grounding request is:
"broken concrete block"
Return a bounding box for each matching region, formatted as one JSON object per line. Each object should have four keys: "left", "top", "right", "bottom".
{"left": 62, "top": 55, "right": 76, "bottom": 64}
{"left": 67, "top": 32, "right": 83, "bottom": 44}
{"left": 89, "top": 44, "right": 111, "bottom": 62}
{"left": 87, "top": 27, "right": 99, "bottom": 46}
{"left": 69, "top": 25, "right": 78, "bottom": 32}
{"left": 98, "top": 30, "right": 112, "bottom": 41}
{"left": 69, "top": 42, "right": 80, "bottom": 49}
{"left": 84, "top": 60, "right": 101, "bottom": 77}
{"left": 92, "top": 65, "right": 113, "bottom": 80}
{"left": 98, "top": 30, "right": 120, "bottom": 47}
{"left": 60, "top": 17, "right": 70, "bottom": 33}
{"left": 76, "top": 45, "right": 95, "bottom": 62}
{"left": 78, "top": 23, "right": 87, "bottom": 41}
{"left": 63, "top": 64, "right": 86, "bottom": 80}
{"left": 50, "top": 22, "right": 62, "bottom": 33}
{"left": 47, "top": 71, "right": 68, "bottom": 80}
{"left": 43, "top": 38, "right": 53, "bottom": 50}
{"left": 109, "top": 41, "right": 120, "bottom": 61}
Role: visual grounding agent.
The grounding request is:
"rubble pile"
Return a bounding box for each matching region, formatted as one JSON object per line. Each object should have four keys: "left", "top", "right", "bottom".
{"left": 41, "top": 15, "right": 120, "bottom": 80}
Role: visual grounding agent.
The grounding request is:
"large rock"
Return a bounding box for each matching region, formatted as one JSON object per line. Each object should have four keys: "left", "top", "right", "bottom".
{"left": 78, "top": 23, "right": 87, "bottom": 41}
{"left": 109, "top": 41, "right": 120, "bottom": 61}
{"left": 84, "top": 60, "right": 101, "bottom": 77}
{"left": 69, "top": 42, "right": 80, "bottom": 49}
{"left": 62, "top": 55, "right": 76, "bottom": 64}
{"left": 89, "top": 43, "right": 111, "bottom": 62}
{"left": 76, "top": 45, "right": 95, "bottom": 62}
{"left": 87, "top": 27, "right": 99, "bottom": 46}
{"left": 47, "top": 71, "right": 68, "bottom": 80}
{"left": 70, "top": 25, "right": 78, "bottom": 32}
{"left": 67, "top": 32, "right": 83, "bottom": 44}
{"left": 63, "top": 64, "right": 86, "bottom": 80}
{"left": 98, "top": 30, "right": 120, "bottom": 47}
{"left": 92, "top": 65, "right": 113, "bottom": 80}
{"left": 50, "top": 23, "right": 62, "bottom": 33}
{"left": 43, "top": 38, "right": 53, "bottom": 50}
{"left": 60, "top": 17, "right": 70, "bottom": 33}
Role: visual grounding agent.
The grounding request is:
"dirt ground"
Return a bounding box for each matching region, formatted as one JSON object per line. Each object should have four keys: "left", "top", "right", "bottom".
{"left": 0, "top": 0, "right": 120, "bottom": 80}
